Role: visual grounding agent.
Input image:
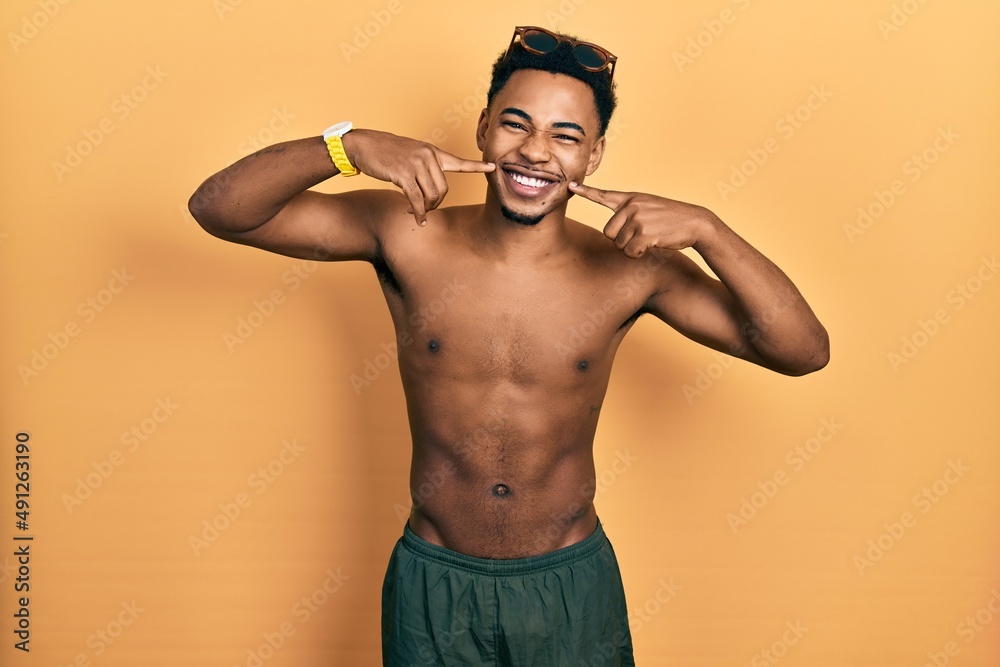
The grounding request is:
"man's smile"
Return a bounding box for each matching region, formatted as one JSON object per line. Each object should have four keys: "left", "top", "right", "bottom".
{"left": 501, "top": 164, "right": 561, "bottom": 199}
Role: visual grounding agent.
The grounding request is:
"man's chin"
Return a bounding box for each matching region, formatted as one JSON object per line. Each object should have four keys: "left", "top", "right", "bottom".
{"left": 500, "top": 204, "right": 545, "bottom": 226}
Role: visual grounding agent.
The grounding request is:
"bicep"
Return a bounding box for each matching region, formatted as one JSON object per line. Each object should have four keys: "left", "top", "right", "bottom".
{"left": 217, "top": 189, "right": 402, "bottom": 262}
{"left": 643, "top": 250, "right": 767, "bottom": 366}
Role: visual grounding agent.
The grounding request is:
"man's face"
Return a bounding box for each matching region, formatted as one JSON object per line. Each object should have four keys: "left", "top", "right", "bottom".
{"left": 476, "top": 69, "right": 606, "bottom": 226}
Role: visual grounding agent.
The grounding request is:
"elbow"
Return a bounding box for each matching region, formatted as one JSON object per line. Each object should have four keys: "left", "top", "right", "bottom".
{"left": 187, "top": 185, "right": 215, "bottom": 230}
{"left": 783, "top": 328, "right": 831, "bottom": 376}
{"left": 785, "top": 351, "right": 829, "bottom": 377}
{"left": 188, "top": 182, "right": 228, "bottom": 238}
{"left": 188, "top": 178, "right": 269, "bottom": 241}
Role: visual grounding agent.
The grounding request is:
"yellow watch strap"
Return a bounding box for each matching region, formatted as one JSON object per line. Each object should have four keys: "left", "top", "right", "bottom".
{"left": 324, "top": 134, "right": 359, "bottom": 177}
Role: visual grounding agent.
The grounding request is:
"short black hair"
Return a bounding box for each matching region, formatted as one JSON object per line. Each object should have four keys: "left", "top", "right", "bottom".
{"left": 487, "top": 31, "right": 618, "bottom": 137}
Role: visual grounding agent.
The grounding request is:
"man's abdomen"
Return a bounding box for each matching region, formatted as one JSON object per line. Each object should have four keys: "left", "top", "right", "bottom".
{"left": 403, "top": 381, "right": 602, "bottom": 559}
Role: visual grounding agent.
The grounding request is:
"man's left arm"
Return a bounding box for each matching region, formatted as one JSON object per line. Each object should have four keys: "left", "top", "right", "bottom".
{"left": 569, "top": 181, "right": 830, "bottom": 376}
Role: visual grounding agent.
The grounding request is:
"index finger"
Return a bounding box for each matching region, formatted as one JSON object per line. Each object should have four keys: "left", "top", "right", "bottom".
{"left": 438, "top": 151, "right": 495, "bottom": 174}
{"left": 568, "top": 181, "right": 629, "bottom": 211}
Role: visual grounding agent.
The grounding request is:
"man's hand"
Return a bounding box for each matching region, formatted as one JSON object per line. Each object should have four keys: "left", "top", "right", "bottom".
{"left": 346, "top": 129, "right": 495, "bottom": 226}
{"left": 568, "top": 181, "right": 718, "bottom": 258}
{"left": 570, "top": 181, "right": 829, "bottom": 375}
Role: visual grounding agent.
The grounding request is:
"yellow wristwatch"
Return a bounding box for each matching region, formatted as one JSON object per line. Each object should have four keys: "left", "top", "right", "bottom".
{"left": 322, "top": 121, "right": 359, "bottom": 176}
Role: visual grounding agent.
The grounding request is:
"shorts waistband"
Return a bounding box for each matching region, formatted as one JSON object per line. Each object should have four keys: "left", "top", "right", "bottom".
{"left": 401, "top": 519, "right": 608, "bottom": 576}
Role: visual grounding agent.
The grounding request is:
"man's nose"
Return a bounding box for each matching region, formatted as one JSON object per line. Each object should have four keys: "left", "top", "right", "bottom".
{"left": 518, "top": 131, "right": 551, "bottom": 163}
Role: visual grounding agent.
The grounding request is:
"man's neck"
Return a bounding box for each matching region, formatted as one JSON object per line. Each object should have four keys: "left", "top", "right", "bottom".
{"left": 472, "top": 189, "right": 573, "bottom": 262}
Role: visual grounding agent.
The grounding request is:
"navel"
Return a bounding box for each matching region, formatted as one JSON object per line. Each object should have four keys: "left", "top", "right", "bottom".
{"left": 491, "top": 483, "right": 511, "bottom": 498}
{"left": 428, "top": 339, "right": 440, "bottom": 353}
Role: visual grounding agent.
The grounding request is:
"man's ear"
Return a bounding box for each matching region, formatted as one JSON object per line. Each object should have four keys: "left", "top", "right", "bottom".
{"left": 476, "top": 108, "right": 489, "bottom": 152}
{"left": 585, "top": 134, "right": 606, "bottom": 176}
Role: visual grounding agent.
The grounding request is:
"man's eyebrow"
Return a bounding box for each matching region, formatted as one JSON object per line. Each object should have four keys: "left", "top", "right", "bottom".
{"left": 498, "top": 108, "right": 587, "bottom": 136}
{"left": 499, "top": 107, "right": 532, "bottom": 122}
{"left": 552, "top": 121, "right": 586, "bottom": 136}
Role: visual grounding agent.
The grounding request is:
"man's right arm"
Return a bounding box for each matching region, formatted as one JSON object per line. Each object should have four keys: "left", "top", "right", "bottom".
{"left": 187, "top": 129, "right": 495, "bottom": 261}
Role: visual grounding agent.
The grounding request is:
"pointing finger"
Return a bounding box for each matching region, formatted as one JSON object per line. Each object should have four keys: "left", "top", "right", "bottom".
{"left": 438, "top": 151, "right": 496, "bottom": 174}
{"left": 569, "top": 181, "right": 629, "bottom": 211}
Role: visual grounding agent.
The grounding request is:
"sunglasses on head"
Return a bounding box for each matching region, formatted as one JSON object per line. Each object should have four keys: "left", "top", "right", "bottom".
{"left": 506, "top": 26, "right": 617, "bottom": 80}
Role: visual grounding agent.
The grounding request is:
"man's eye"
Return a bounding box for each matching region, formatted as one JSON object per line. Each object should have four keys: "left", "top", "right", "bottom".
{"left": 555, "top": 135, "right": 579, "bottom": 143}
{"left": 503, "top": 121, "right": 526, "bottom": 130}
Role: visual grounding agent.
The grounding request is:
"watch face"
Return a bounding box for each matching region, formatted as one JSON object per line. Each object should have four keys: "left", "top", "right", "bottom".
{"left": 324, "top": 121, "right": 353, "bottom": 138}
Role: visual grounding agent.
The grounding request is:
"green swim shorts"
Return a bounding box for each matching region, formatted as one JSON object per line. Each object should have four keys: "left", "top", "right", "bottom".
{"left": 381, "top": 518, "right": 635, "bottom": 666}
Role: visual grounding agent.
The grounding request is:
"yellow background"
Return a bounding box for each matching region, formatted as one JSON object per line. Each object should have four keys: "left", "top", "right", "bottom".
{"left": 3, "top": 0, "right": 999, "bottom": 664}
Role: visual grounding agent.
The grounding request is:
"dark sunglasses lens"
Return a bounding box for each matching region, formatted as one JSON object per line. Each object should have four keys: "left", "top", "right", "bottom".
{"left": 523, "top": 29, "right": 558, "bottom": 53}
{"left": 573, "top": 44, "right": 608, "bottom": 69}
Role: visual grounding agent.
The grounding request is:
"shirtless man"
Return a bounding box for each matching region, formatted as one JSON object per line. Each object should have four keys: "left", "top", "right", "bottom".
{"left": 189, "top": 26, "right": 828, "bottom": 667}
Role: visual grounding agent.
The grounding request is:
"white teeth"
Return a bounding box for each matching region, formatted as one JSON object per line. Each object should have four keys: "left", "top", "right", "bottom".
{"left": 510, "top": 172, "right": 551, "bottom": 189}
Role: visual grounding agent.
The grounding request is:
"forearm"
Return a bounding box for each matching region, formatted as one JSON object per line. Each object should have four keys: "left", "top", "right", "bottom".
{"left": 693, "top": 214, "right": 829, "bottom": 374}
{"left": 188, "top": 136, "right": 337, "bottom": 235}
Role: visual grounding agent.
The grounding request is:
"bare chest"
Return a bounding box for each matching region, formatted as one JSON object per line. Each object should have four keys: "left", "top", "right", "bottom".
{"left": 380, "top": 257, "right": 647, "bottom": 385}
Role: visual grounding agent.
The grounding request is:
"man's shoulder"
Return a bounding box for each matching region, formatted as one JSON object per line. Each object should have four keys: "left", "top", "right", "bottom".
{"left": 564, "top": 216, "right": 646, "bottom": 265}
{"left": 344, "top": 187, "right": 408, "bottom": 218}
{"left": 370, "top": 201, "right": 483, "bottom": 266}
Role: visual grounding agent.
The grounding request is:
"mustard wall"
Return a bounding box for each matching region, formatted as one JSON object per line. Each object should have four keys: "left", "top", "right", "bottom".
{"left": 2, "top": 0, "right": 998, "bottom": 665}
